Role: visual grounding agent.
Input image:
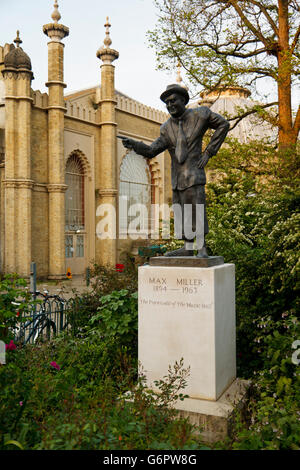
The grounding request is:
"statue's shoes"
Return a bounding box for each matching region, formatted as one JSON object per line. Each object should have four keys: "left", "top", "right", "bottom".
{"left": 164, "top": 247, "right": 194, "bottom": 257}
{"left": 196, "top": 247, "right": 209, "bottom": 258}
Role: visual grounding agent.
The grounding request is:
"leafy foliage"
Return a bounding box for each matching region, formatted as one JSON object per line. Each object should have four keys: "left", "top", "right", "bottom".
{"left": 0, "top": 274, "right": 32, "bottom": 342}
{"left": 207, "top": 173, "right": 299, "bottom": 372}
{"left": 1, "top": 137, "right": 299, "bottom": 449}
{"left": 148, "top": 0, "right": 300, "bottom": 145}
{"left": 66, "top": 264, "right": 138, "bottom": 333}
{"left": 89, "top": 290, "right": 138, "bottom": 353}
{"left": 230, "top": 313, "right": 300, "bottom": 450}
{"left": 0, "top": 331, "right": 206, "bottom": 450}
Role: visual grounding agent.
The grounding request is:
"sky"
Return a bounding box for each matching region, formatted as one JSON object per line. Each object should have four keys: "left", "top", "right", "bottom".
{"left": 0, "top": 0, "right": 178, "bottom": 111}
{"left": 0, "top": 0, "right": 298, "bottom": 112}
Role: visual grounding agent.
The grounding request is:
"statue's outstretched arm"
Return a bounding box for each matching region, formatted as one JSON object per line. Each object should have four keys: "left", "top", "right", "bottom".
{"left": 119, "top": 135, "right": 168, "bottom": 159}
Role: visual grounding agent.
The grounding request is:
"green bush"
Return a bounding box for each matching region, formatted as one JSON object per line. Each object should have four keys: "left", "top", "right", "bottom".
{"left": 231, "top": 312, "right": 300, "bottom": 450}
{"left": 89, "top": 289, "right": 138, "bottom": 353}
{"left": 65, "top": 264, "right": 138, "bottom": 334}
{"left": 0, "top": 274, "right": 31, "bottom": 342}
{"left": 0, "top": 334, "right": 208, "bottom": 450}
{"left": 205, "top": 175, "right": 299, "bottom": 375}
{"left": 88, "top": 263, "right": 138, "bottom": 296}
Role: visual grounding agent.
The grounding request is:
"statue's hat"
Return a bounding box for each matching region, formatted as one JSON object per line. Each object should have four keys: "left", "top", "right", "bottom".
{"left": 160, "top": 84, "right": 189, "bottom": 104}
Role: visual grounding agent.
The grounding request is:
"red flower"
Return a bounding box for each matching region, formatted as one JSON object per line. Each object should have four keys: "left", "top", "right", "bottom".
{"left": 115, "top": 264, "right": 125, "bottom": 273}
{"left": 118, "top": 435, "right": 122, "bottom": 441}
{"left": 5, "top": 340, "right": 16, "bottom": 351}
{"left": 50, "top": 361, "right": 61, "bottom": 370}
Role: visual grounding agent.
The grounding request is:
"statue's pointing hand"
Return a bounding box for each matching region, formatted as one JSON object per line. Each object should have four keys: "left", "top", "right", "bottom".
{"left": 117, "top": 136, "right": 135, "bottom": 150}
{"left": 197, "top": 152, "right": 210, "bottom": 169}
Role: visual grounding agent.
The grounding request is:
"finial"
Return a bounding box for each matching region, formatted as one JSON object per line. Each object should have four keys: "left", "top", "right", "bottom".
{"left": 14, "top": 30, "right": 22, "bottom": 48}
{"left": 51, "top": 0, "right": 61, "bottom": 23}
{"left": 103, "top": 17, "right": 112, "bottom": 48}
{"left": 43, "top": 0, "right": 69, "bottom": 41}
{"left": 96, "top": 16, "right": 119, "bottom": 64}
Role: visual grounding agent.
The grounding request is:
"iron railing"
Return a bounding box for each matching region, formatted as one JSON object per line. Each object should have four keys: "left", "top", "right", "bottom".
{"left": 13, "top": 296, "right": 73, "bottom": 345}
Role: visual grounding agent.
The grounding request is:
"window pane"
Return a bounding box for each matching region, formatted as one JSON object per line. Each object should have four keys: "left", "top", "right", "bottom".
{"left": 65, "top": 155, "right": 85, "bottom": 231}
{"left": 65, "top": 235, "right": 74, "bottom": 258}
{"left": 119, "top": 152, "right": 155, "bottom": 233}
{"left": 76, "top": 235, "right": 84, "bottom": 258}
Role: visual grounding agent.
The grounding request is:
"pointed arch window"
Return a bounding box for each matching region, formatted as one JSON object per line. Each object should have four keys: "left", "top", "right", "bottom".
{"left": 65, "top": 154, "right": 85, "bottom": 232}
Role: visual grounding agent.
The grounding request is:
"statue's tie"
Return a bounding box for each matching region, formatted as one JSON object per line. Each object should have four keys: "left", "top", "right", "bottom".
{"left": 175, "top": 119, "right": 188, "bottom": 164}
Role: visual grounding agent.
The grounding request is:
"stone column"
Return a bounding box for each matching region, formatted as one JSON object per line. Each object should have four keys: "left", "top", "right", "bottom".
{"left": 2, "top": 63, "right": 17, "bottom": 273}
{"left": 96, "top": 18, "right": 119, "bottom": 266}
{"left": 2, "top": 32, "right": 34, "bottom": 276}
{"left": 43, "top": 2, "right": 69, "bottom": 279}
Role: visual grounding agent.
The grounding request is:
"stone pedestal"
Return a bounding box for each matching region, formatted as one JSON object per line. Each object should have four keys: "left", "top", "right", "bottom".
{"left": 175, "top": 378, "right": 250, "bottom": 443}
{"left": 138, "top": 262, "right": 236, "bottom": 401}
{"left": 138, "top": 260, "right": 249, "bottom": 443}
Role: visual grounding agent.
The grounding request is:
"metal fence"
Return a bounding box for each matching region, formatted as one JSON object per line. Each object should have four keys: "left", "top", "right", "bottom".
{"left": 13, "top": 297, "right": 73, "bottom": 345}
{"left": 10, "top": 262, "right": 92, "bottom": 345}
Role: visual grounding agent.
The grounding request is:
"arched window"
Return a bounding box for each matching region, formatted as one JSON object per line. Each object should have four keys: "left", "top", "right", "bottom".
{"left": 119, "top": 151, "right": 154, "bottom": 233}
{"left": 65, "top": 154, "right": 85, "bottom": 232}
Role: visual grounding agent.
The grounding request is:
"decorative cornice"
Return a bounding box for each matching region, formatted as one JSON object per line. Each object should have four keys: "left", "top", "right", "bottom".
{"left": 98, "top": 188, "right": 118, "bottom": 197}
{"left": 99, "top": 121, "right": 117, "bottom": 127}
{"left": 4, "top": 179, "right": 34, "bottom": 189}
{"left": 2, "top": 69, "right": 34, "bottom": 80}
{"left": 47, "top": 183, "right": 68, "bottom": 193}
{"left": 98, "top": 98, "right": 117, "bottom": 105}
{"left": 47, "top": 105, "right": 67, "bottom": 112}
{"left": 43, "top": 23, "right": 69, "bottom": 42}
{"left": 45, "top": 80, "right": 67, "bottom": 88}
{"left": 5, "top": 95, "right": 34, "bottom": 102}
{"left": 97, "top": 49, "right": 119, "bottom": 64}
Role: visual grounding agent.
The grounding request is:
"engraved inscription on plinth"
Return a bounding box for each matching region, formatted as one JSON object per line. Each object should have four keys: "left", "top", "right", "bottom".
{"left": 138, "top": 264, "right": 236, "bottom": 401}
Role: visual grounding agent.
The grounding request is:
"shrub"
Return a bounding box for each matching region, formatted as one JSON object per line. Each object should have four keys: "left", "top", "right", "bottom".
{"left": 89, "top": 289, "right": 138, "bottom": 354}
{"left": 0, "top": 274, "right": 31, "bottom": 342}
{"left": 65, "top": 264, "right": 138, "bottom": 334}
{"left": 231, "top": 312, "right": 300, "bottom": 450}
{"left": 205, "top": 176, "right": 299, "bottom": 375}
{"left": 0, "top": 335, "right": 208, "bottom": 450}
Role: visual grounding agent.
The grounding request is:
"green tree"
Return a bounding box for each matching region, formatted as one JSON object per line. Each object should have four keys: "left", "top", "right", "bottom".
{"left": 148, "top": 0, "right": 300, "bottom": 148}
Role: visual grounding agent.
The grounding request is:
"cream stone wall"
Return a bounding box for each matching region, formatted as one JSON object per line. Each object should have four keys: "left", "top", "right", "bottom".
{"left": 0, "top": 25, "right": 173, "bottom": 276}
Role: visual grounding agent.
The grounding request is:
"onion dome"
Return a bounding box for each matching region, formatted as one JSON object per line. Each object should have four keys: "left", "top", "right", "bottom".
{"left": 191, "top": 86, "right": 276, "bottom": 143}
{"left": 4, "top": 31, "right": 32, "bottom": 71}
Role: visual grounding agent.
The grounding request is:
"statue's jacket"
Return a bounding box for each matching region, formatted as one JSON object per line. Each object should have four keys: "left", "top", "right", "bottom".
{"left": 132, "top": 106, "right": 230, "bottom": 191}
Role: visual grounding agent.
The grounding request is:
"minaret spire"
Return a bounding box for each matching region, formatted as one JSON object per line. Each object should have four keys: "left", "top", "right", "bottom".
{"left": 14, "top": 30, "right": 22, "bottom": 48}
{"left": 51, "top": 0, "right": 61, "bottom": 23}
{"left": 43, "top": 0, "right": 69, "bottom": 42}
{"left": 96, "top": 18, "right": 119, "bottom": 266}
{"left": 97, "top": 17, "right": 119, "bottom": 64}
{"left": 103, "top": 17, "right": 112, "bottom": 48}
{"left": 43, "top": 0, "right": 69, "bottom": 279}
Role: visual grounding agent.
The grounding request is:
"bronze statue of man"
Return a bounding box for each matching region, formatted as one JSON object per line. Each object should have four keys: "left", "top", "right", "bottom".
{"left": 120, "top": 84, "right": 230, "bottom": 257}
